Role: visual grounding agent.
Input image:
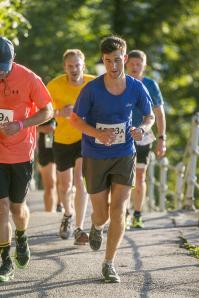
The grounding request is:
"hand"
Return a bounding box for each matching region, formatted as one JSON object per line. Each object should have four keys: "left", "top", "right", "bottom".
{"left": 0, "top": 121, "right": 20, "bottom": 136}
{"left": 59, "top": 105, "right": 73, "bottom": 118}
{"left": 155, "top": 139, "right": 166, "bottom": 157}
{"left": 130, "top": 127, "right": 144, "bottom": 141}
{"left": 97, "top": 128, "right": 116, "bottom": 146}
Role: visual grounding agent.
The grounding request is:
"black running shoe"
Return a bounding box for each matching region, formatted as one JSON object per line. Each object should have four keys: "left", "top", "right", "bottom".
{"left": 0, "top": 258, "right": 14, "bottom": 282}
{"left": 102, "top": 263, "right": 120, "bottom": 283}
{"left": 89, "top": 224, "right": 103, "bottom": 251}
{"left": 59, "top": 215, "right": 73, "bottom": 239}
{"left": 14, "top": 235, "right": 30, "bottom": 269}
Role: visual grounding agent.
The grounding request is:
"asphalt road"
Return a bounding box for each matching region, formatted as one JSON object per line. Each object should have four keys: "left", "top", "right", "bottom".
{"left": 0, "top": 190, "right": 198, "bottom": 298}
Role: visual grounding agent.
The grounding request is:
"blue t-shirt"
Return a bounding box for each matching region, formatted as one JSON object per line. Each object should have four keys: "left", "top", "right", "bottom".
{"left": 73, "top": 75, "right": 152, "bottom": 159}
{"left": 132, "top": 77, "right": 164, "bottom": 127}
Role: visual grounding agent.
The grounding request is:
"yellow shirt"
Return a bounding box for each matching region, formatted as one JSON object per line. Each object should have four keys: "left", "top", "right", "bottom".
{"left": 47, "top": 74, "right": 95, "bottom": 144}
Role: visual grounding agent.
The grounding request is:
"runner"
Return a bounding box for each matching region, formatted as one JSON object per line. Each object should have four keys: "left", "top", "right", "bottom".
{"left": 0, "top": 37, "right": 53, "bottom": 282}
{"left": 70, "top": 36, "right": 155, "bottom": 283}
{"left": 125, "top": 50, "right": 166, "bottom": 228}
{"left": 37, "top": 119, "right": 63, "bottom": 212}
{"left": 47, "top": 49, "right": 95, "bottom": 245}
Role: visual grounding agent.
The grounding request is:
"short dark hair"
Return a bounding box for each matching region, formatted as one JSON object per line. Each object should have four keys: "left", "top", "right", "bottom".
{"left": 100, "top": 36, "right": 127, "bottom": 55}
{"left": 127, "top": 50, "right": 147, "bottom": 64}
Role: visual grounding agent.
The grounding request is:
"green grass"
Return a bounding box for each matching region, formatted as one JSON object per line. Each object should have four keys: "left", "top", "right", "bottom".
{"left": 179, "top": 236, "right": 199, "bottom": 259}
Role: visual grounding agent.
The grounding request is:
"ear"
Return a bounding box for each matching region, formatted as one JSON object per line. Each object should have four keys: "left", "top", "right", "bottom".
{"left": 124, "top": 54, "right": 128, "bottom": 64}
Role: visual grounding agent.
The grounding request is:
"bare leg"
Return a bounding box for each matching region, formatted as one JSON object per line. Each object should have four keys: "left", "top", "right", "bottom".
{"left": 105, "top": 183, "right": 131, "bottom": 262}
{"left": 39, "top": 163, "right": 57, "bottom": 212}
{"left": 57, "top": 169, "right": 74, "bottom": 216}
{"left": 10, "top": 201, "right": 30, "bottom": 231}
{"left": 73, "top": 158, "right": 88, "bottom": 229}
{"left": 90, "top": 189, "right": 110, "bottom": 227}
{"left": 0, "top": 198, "right": 12, "bottom": 246}
{"left": 132, "top": 166, "right": 147, "bottom": 212}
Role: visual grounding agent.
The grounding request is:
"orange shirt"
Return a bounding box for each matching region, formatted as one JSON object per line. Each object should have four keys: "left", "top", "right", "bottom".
{"left": 0, "top": 63, "right": 52, "bottom": 163}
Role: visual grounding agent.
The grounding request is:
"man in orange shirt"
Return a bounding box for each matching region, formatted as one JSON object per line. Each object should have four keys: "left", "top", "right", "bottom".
{"left": 0, "top": 37, "right": 53, "bottom": 282}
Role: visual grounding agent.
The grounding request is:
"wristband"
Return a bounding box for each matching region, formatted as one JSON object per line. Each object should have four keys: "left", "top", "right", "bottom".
{"left": 18, "top": 120, "right": 24, "bottom": 130}
{"left": 158, "top": 135, "right": 166, "bottom": 141}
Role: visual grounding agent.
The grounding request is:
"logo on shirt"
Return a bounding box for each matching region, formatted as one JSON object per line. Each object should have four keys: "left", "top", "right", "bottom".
{"left": 126, "top": 103, "right": 132, "bottom": 108}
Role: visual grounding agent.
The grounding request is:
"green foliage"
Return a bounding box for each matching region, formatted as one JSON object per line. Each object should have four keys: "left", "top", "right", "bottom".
{"left": 0, "top": 0, "right": 31, "bottom": 44}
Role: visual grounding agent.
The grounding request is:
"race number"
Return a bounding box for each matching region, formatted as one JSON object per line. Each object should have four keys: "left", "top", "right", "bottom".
{"left": 0, "top": 109, "right": 14, "bottom": 124}
{"left": 136, "top": 129, "right": 156, "bottom": 145}
{"left": 95, "top": 122, "right": 126, "bottom": 144}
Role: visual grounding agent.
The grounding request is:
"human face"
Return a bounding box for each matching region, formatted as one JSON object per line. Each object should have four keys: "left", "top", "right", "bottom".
{"left": 102, "top": 50, "right": 127, "bottom": 80}
{"left": 125, "top": 57, "right": 146, "bottom": 80}
{"left": 64, "top": 55, "right": 85, "bottom": 84}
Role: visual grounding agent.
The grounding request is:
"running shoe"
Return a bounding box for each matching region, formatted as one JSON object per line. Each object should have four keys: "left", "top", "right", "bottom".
{"left": 0, "top": 258, "right": 14, "bottom": 282}
{"left": 102, "top": 263, "right": 120, "bottom": 283}
{"left": 74, "top": 228, "right": 89, "bottom": 245}
{"left": 132, "top": 215, "right": 144, "bottom": 228}
{"left": 59, "top": 215, "right": 73, "bottom": 239}
{"left": 14, "top": 234, "right": 30, "bottom": 269}
{"left": 56, "top": 203, "right": 63, "bottom": 213}
{"left": 89, "top": 224, "right": 103, "bottom": 251}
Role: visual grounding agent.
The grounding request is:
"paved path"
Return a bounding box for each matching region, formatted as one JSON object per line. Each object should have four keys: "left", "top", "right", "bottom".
{"left": 0, "top": 190, "right": 199, "bottom": 298}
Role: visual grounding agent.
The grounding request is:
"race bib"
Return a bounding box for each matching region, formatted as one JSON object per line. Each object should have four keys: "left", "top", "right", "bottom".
{"left": 136, "top": 129, "right": 156, "bottom": 146}
{"left": 95, "top": 122, "right": 126, "bottom": 144}
{"left": 0, "top": 109, "right": 14, "bottom": 124}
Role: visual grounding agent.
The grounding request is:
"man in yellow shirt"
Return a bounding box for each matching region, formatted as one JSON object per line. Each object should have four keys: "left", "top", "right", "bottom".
{"left": 47, "top": 49, "right": 95, "bottom": 245}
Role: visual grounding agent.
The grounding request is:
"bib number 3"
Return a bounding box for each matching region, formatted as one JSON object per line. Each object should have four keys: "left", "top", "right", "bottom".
{"left": 95, "top": 122, "right": 126, "bottom": 144}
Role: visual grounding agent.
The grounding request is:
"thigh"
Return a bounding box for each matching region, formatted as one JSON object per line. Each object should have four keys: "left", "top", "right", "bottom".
{"left": 110, "top": 184, "right": 132, "bottom": 213}
{"left": 135, "top": 144, "right": 151, "bottom": 167}
{"left": 0, "top": 163, "right": 10, "bottom": 199}
{"left": 39, "top": 163, "right": 57, "bottom": 188}
{"left": 110, "top": 155, "right": 136, "bottom": 188}
{"left": 53, "top": 141, "right": 81, "bottom": 172}
{"left": 9, "top": 161, "right": 33, "bottom": 203}
{"left": 83, "top": 158, "right": 111, "bottom": 194}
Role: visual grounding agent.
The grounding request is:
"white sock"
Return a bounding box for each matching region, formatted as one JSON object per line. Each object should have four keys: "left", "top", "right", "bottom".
{"left": 94, "top": 224, "right": 104, "bottom": 230}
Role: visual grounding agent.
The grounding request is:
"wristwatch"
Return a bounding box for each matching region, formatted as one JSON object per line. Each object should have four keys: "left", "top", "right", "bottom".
{"left": 158, "top": 135, "right": 166, "bottom": 141}
{"left": 138, "top": 127, "right": 145, "bottom": 134}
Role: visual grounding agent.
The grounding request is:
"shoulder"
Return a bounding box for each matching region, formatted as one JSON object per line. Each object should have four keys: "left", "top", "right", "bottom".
{"left": 13, "top": 63, "right": 41, "bottom": 81}
{"left": 143, "top": 77, "right": 159, "bottom": 89}
{"left": 47, "top": 74, "right": 65, "bottom": 88}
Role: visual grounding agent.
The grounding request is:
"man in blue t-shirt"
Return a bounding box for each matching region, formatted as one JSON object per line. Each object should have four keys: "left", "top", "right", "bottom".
{"left": 70, "top": 36, "right": 155, "bottom": 283}
{"left": 125, "top": 50, "right": 166, "bottom": 228}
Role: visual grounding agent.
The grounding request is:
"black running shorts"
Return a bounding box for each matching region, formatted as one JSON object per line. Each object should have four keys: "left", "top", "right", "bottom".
{"left": 38, "top": 133, "right": 54, "bottom": 166}
{"left": 135, "top": 143, "right": 152, "bottom": 166}
{"left": 53, "top": 141, "right": 82, "bottom": 172}
{"left": 83, "top": 155, "right": 136, "bottom": 194}
{"left": 0, "top": 161, "right": 33, "bottom": 203}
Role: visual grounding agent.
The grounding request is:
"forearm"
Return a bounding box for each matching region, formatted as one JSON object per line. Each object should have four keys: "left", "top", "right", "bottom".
{"left": 70, "top": 113, "right": 99, "bottom": 138}
{"left": 139, "top": 111, "right": 155, "bottom": 133}
{"left": 23, "top": 103, "right": 53, "bottom": 129}
{"left": 153, "top": 106, "right": 166, "bottom": 136}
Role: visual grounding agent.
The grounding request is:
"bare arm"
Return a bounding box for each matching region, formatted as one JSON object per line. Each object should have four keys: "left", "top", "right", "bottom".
{"left": 131, "top": 111, "right": 155, "bottom": 141}
{"left": 153, "top": 105, "right": 166, "bottom": 157}
{"left": 70, "top": 113, "right": 116, "bottom": 145}
{"left": 0, "top": 102, "right": 53, "bottom": 136}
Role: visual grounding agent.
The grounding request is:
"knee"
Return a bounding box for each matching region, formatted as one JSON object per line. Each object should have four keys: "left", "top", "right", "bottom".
{"left": 110, "top": 204, "right": 126, "bottom": 224}
{"left": 0, "top": 199, "right": 10, "bottom": 220}
{"left": 59, "top": 181, "right": 73, "bottom": 193}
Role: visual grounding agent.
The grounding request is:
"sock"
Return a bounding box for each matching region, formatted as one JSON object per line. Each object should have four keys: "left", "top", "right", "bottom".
{"left": 103, "top": 259, "right": 113, "bottom": 266}
{"left": 94, "top": 224, "right": 104, "bottom": 231}
{"left": 0, "top": 244, "right": 11, "bottom": 263}
{"left": 134, "top": 211, "right": 141, "bottom": 218}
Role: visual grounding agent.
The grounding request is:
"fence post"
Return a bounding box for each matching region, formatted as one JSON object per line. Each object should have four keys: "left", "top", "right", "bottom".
{"left": 184, "top": 112, "right": 199, "bottom": 209}
{"left": 147, "top": 152, "right": 156, "bottom": 210}
{"left": 174, "top": 162, "right": 186, "bottom": 209}
{"left": 159, "top": 157, "right": 169, "bottom": 211}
